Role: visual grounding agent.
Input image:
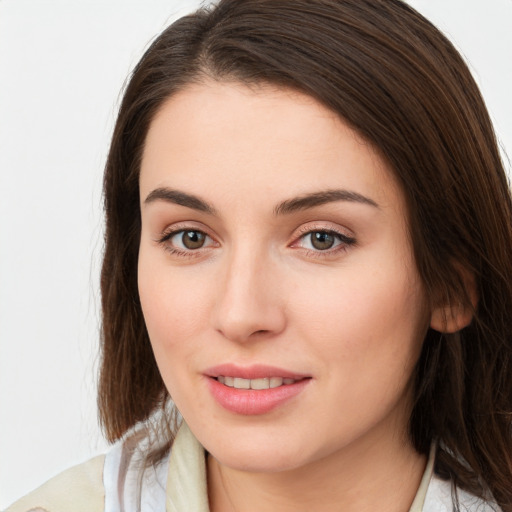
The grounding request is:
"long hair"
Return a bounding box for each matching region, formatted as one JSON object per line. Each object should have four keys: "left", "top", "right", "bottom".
{"left": 98, "top": 1, "right": 512, "bottom": 508}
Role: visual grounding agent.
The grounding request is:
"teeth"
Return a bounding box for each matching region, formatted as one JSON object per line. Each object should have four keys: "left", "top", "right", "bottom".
{"left": 270, "top": 377, "right": 283, "bottom": 388}
{"left": 216, "top": 376, "right": 297, "bottom": 389}
{"left": 250, "top": 378, "right": 269, "bottom": 390}
{"left": 233, "top": 377, "right": 250, "bottom": 389}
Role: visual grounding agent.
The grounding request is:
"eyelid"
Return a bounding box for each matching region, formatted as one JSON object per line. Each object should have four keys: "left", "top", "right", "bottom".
{"left": 154, "top": 221, "right": 355, "bottom": 260}
{"left": 154, "top": 221, "right": 220, "bottom": 259}
{"left": 289, "top": 222, "right": 357, "bottom": 255}
{"left": 156, "top": 221, "right": 216, "bottom": 243}
{"left": 292, "top": 222, "right": 355, "bottom": 242}
{"left": 159, "top": 229, "right": 215, "bottom": 247}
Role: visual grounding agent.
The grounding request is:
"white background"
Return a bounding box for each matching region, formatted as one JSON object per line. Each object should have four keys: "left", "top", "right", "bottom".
{"left": 0, "top": 0, "right": 510, "bottom": 507}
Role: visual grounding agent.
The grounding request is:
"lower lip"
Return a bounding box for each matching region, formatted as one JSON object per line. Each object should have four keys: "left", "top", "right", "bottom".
{"left": 206, "top": 377, "right": 311, "bottom": 415}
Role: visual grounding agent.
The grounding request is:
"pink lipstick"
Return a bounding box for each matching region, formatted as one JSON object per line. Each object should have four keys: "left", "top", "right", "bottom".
{"left": 204, "top": 364, "right": 311, "bottom": 415}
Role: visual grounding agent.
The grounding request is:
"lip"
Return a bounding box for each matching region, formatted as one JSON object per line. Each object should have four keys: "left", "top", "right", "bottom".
{"left": 204, "top": 363, "right": 310, "bottom": 380}
{"left": 204, "top": 364, "right": 312, "bottom": 415}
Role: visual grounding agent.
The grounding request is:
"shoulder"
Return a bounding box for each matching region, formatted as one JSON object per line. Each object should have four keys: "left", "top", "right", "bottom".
{"left": 4, "top": 433, "right": 174, "bottom": 512}
{"left": 103, "top": 433, "right": 170, "bottom": 511}
{"left": 4, "top": 454, "right": 105, "bottom": 512}
{"left": 423, "top": 473, "right": 502, "bottom": 512}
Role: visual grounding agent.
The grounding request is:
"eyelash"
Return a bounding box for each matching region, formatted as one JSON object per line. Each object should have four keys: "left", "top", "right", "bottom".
{"left": 156, "top": 225, "right": 356, "bottom": 260}
{"left": 293, "top": 226, "right": 356, "bottom": 258}
{"left": 156, "top": 227, "right": 217, "bottom": 259}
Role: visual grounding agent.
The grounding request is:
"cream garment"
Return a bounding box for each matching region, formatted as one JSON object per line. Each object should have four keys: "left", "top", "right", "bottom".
{"left": 5, "top": 423, "right": 500, "bottom": 512}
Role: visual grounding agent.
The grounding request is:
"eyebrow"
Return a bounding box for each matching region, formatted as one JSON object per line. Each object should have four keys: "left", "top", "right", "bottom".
{"left": 274, "top": 189, "right": 379, "bottom": 215}
{"left": 143, "top": 187, "right": 378, "bottom": 215}
{"left": 144, "top": 187, "right": 217, "bottom": 215}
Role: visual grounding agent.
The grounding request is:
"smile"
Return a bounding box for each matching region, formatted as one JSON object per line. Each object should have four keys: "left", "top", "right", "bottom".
{"left": 216, "top": 376, "right": 298, "bottom": 389}
{"left": 206, "top": 368, "right": 311, "bottom": 415}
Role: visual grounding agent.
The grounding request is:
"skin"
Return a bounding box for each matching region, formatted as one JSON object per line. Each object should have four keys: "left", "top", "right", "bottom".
{"left": 138, "top": 81, "right": 437, "bottom": 511}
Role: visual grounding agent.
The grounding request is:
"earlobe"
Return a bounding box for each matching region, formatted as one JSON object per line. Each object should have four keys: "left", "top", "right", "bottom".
{"left": 429, "top": 267, "right": 478, "bottom": 333}
{"left": 430, "top": 302, "right": 474, "bottom": 333}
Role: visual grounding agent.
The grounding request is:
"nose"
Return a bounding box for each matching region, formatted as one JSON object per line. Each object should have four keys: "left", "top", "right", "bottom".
{"left": 212, "top": 246, "right": 287, "bottom": 343}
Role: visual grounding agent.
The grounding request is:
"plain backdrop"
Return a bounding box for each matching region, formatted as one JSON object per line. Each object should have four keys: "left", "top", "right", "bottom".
{"left": 0, "top": 0, "right": 511, "bottom": 507}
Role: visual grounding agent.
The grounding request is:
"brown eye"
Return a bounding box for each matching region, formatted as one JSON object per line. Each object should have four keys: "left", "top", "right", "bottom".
{"left": 310, "top": 231, "right": 336, "bottom": 250}
{"left": 181, "top": 230, "right": 206, "bottom": 249}
{"left": 157, "top": 228, "right": 216, "bottom": 256}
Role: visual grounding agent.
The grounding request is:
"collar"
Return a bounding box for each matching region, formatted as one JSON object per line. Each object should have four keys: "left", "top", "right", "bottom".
{"left": 166, "top": 422, "right": 210, "bottom": 512}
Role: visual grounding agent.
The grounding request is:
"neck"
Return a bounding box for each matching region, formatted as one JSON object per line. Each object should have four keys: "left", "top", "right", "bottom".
{"left": 207, "top": 431, "right": 426, "bottom": 512}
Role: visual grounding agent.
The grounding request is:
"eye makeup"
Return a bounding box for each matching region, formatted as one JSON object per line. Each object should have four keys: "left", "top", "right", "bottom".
{"left": 154, "top": 220, "right": 357, "bottom": 262}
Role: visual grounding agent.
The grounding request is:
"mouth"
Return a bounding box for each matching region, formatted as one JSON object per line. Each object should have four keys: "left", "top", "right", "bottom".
{"left": 205, "top": 364, "right": 312, "bottom": 415}
{"left": 214, "top": 376, "right": 303, "bottom": 390}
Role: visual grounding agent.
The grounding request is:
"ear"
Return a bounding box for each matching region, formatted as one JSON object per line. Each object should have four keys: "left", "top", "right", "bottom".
{"left": 430, "top": 266, "right": 478, "bottom": 333}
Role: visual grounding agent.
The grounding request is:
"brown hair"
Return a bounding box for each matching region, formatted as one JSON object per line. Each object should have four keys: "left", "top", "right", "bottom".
{"left": 98, "top": 0, "right": 512, "bottom": 508}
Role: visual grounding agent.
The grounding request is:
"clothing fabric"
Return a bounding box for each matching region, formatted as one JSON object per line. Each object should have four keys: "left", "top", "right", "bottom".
{"left": 5, "top": 423, "right": 500, "bottom": 512}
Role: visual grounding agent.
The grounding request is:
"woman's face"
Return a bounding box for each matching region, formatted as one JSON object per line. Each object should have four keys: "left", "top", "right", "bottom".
{"left": 138, "top": 82, "right": 430, "bottom": 473}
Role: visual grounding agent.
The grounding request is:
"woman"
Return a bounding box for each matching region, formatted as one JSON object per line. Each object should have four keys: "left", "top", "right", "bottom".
{"left": 7, "top": 0, "right": 512, "bottom": 511}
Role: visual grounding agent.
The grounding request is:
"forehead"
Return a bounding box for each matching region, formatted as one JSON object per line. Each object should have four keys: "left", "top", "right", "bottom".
{"left": 140, "top": 81, "right": 403, "bottom": 213}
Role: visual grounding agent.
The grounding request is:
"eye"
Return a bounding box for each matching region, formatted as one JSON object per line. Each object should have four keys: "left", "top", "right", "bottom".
{"left": 306, "top": 231, "right": 338, "bottom": 250}
{"left": 296, "top": 229, "right": 356, "bottom": 252}
{"left": 158, "top": 228, "right": 216, "bottom": 253}
{"left": 174, "top": 230, "right": 208, "bottom": 250}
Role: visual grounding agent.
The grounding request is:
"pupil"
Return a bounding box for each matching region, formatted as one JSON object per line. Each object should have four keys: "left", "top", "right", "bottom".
{"left": 311, "top": 232, "right": 334, "bottom": 250}
{"left": 182, "top": 231, "right": 205, "bottom": 249}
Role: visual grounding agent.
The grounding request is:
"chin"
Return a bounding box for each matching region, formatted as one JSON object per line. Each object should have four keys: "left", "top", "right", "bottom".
{"left": 202, "top": 426, "right": 316, "bottom": 474}
{"left": 212, "top": 447, "right": 309, "bottom": 474}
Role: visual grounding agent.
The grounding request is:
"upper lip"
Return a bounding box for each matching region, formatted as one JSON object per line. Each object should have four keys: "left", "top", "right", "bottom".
{"left": 204, "top": 363, "right": 310, "bottom": 380}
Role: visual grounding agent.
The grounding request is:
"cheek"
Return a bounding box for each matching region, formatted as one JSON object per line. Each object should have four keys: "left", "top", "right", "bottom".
{"left": 290, "top": 259, "right": 428, "bottom": 368}
{"left": 289, "top": 264, "right": 428, "bottom": 434}
{"left": 137, "top": 250, "right": 211, "bottom": 371}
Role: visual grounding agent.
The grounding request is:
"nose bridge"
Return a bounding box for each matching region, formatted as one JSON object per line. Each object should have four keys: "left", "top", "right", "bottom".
{"left": 213, "top": 237, "right": 285, "bottom": 342}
